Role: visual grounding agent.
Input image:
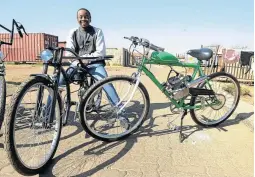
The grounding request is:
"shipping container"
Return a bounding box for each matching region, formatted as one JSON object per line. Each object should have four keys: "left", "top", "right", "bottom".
{"left": 58, "top": 41, "right": 66, "bottom": 48}
{"left": 0, "top": 33, "right": 58, "bottom": 62}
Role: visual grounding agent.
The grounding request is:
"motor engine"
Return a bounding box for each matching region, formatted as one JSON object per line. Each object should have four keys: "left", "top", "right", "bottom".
{"left": 165, "top": 73, "right": 192, "bottom": 100}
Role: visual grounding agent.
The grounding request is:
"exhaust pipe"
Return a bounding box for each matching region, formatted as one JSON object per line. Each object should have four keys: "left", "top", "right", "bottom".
{"left": 187, "top": 76, "right": 208, "bottom": 88}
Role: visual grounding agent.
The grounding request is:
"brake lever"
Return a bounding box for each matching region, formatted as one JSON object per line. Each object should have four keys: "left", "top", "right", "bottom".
{"left": 22, "top": 27, "right": 28, "bottom": 36}
{"left": 140, "top": 38, "right": 150, "bottom": 48}
{"left": 20, "top": 25, "right": 28, "bottom": 36}
{"left": 131, "top": 36, "right": 140, "bottom": 45}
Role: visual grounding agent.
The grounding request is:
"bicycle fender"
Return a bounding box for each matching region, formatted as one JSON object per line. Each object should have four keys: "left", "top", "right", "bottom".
{"left": 30, "top": 74, "right": 53, "bottom": 83}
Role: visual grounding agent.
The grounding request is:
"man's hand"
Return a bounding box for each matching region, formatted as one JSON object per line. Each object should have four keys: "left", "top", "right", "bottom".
{"left": 81, "top": 60, "right": 91, "bottom": 66}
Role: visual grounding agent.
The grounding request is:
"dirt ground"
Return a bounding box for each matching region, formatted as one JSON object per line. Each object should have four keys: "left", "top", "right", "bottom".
{"left": 0, "top": 63, "right": 253, "bottom": 177}
{"left": 240, "top": 85, "right": 254, "bottom": 105}
{"left": 4, "top": 64, "right": 130, "bottom": 96}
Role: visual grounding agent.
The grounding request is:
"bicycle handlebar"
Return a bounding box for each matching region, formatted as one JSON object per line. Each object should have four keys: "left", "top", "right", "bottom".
{"left": 0, "top": 19, "right": 28, "bottom": 46}
{"left": 46, "top": 47, "right": 113, "bottom": 64}
{"left": 124, "top": 36, "right": 165, "bottom": 52}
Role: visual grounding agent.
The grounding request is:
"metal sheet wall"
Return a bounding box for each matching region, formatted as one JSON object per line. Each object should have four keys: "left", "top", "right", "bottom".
{"left": 0, "top": 33, "right": 58, "bottom": 62}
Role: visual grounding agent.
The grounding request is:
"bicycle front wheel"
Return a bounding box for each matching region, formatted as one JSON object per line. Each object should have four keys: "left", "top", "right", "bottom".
{"left": 190, "top": 72, "right": 240, "bottom": 127}
{"left": 4, "top": 76, "right": 62, "bottom": 175}
{"left": 0, "top": 76, "right": 6, "bottom": 130}
{"left": 79, "top": 75, "right": 150, "bottom": 142}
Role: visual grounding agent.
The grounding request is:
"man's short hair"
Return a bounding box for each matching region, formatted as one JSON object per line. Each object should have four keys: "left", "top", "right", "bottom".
{"left": 77, "top": 8, "right": 91, "bottom": 18}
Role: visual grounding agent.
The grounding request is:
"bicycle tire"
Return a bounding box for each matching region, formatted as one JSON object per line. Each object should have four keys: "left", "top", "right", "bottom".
{"left": 0, "top": 76, "right": 6, "bottom": 130}
{"left": 79, "top": 75, "right": 150, "bottom": 142}
{"left": 190, "top": 72, "right": 240, "bottom": 127}
{"left": 4, "top": 76, "right": 62, "bottom": 176}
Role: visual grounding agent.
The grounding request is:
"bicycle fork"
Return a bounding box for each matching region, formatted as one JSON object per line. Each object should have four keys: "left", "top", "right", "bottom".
{"left": 117, "top": 72, "right": 141, "bottom": 113}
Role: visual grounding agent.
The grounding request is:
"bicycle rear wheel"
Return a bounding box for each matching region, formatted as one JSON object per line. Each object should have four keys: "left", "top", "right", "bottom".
{"left": 4, "top": 77, "right": 62, "bottom": 175}
{"left": 190, "top": 72, "right": 240, "bottom": 127}
{"left": 79, "top": 76, "right": 102, "bottom": 113}
{"left": 79, "top": 75, "right": 150, "bottom": 142}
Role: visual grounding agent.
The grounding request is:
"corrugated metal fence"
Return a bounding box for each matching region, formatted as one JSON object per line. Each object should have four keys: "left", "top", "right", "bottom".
{"left": 203, "top": 55, "right": 254, "bottom": 82}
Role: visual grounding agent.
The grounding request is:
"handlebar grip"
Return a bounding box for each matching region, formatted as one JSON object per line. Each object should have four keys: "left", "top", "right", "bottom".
{"left": 150, "top": 44, "right": 165, "bottom": 52}
{"left": 46, "top": 46, "right": 56, "bottom": 50}
{"left": 17, "top": 29, "right": 23, "bottom": 38}
{"left": 157, "top": 46, "right": 165, "bottom": 51}
{"left": 149, "top": 44, "right": 158, "bottom": 51}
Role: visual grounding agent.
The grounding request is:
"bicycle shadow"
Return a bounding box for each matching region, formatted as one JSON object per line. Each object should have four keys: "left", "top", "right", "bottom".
{"left": 162, "top": 111, "right": 254, "bottom": 143}
{"left": 39, "top": 102, "right": 167, "bottom": 176}
{"left": 6, "top": 81, "right": 22, "bottom": 86}
{"left": 39, "top": 102, "right": 253, "bottom": 176}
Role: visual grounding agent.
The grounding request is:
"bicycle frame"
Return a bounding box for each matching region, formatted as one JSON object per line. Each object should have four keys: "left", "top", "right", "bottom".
{"left": 33, "top": 47, "right": 113, "bottom": 127}
{"left": 58, "top": 63, "right": 97, "bottom": 125}
{"left": 137, "top": 56, "right": 211, "bottom": 110}
{"left": 34, "top": 60, "right": 96, "bottom": 126}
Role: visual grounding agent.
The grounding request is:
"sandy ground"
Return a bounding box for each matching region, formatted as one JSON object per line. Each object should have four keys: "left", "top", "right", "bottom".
{"left": 0, "top": 63, "right": 253, "bottom": 177}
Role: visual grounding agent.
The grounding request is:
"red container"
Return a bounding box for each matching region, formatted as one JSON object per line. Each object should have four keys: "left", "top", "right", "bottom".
{"left": 58, "top": 41, "right": 66, "bottom": 48}
{"left": 0, "top": 33, "right": 58, "bottom": 62}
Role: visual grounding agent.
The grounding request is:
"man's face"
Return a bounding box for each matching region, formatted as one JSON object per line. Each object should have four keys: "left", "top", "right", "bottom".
{"left": 77, "top": 10, "right": 91, "bottom": 28}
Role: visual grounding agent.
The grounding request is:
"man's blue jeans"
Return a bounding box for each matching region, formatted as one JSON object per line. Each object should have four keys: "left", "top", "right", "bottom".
{"left": 46, "top": 61, "right": 120, "bottom": 109}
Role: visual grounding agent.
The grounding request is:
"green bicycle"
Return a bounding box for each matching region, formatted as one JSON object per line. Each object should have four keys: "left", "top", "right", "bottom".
{"left": 80, "top": 36, "right": 240, "bottom": 142}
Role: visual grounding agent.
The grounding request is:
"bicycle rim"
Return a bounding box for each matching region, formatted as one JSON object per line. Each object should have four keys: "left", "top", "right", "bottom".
{"left": 82, "top": 77, "right": 149, "bottom": 140}
{"left": 191, "top": 73, "right": 240, "bottom": 126}
{"left": 12, "top": 82, "right": 61, "bottom": 170}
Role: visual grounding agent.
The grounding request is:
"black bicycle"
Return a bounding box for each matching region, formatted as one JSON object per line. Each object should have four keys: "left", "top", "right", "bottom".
{"left": 4, "top": 47, "right": 113, "bottom": 175}
{"left": 0, "top": 19, "right": 27, "bottom": 134}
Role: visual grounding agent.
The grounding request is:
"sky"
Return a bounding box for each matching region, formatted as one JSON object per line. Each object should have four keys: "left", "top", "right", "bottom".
{"left": 0, "top": 0, "right": 254, "bottom": 53}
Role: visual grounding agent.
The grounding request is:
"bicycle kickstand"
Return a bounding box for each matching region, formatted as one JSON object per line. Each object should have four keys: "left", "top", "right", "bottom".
{"left": 179, "top": 110, "right": 188, "bottom": 143}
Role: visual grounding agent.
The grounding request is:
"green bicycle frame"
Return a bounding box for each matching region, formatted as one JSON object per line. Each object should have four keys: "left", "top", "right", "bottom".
{"left": 137, "top": 51, "right": 212, "bottom": 110}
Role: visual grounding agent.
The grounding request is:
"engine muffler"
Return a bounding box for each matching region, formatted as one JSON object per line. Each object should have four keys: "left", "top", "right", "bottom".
{"left": 189, "top": 88, "right": 215, "bottom": 96}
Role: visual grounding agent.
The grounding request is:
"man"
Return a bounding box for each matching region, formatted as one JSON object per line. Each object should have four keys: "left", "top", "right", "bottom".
{"left": 57, "top": 8, "right": 129, "bottom": 129}
{"left": 46, "top": 8, "right": 130, "bottom": 130}
{"left": 60, "top": 8, "right": 121, "bottom": 106}
{"left": 45, "top": 8, "right": 124, "bottom": 112}
{"left": 49, "top": 7, "right": 132, "bottom": 133}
